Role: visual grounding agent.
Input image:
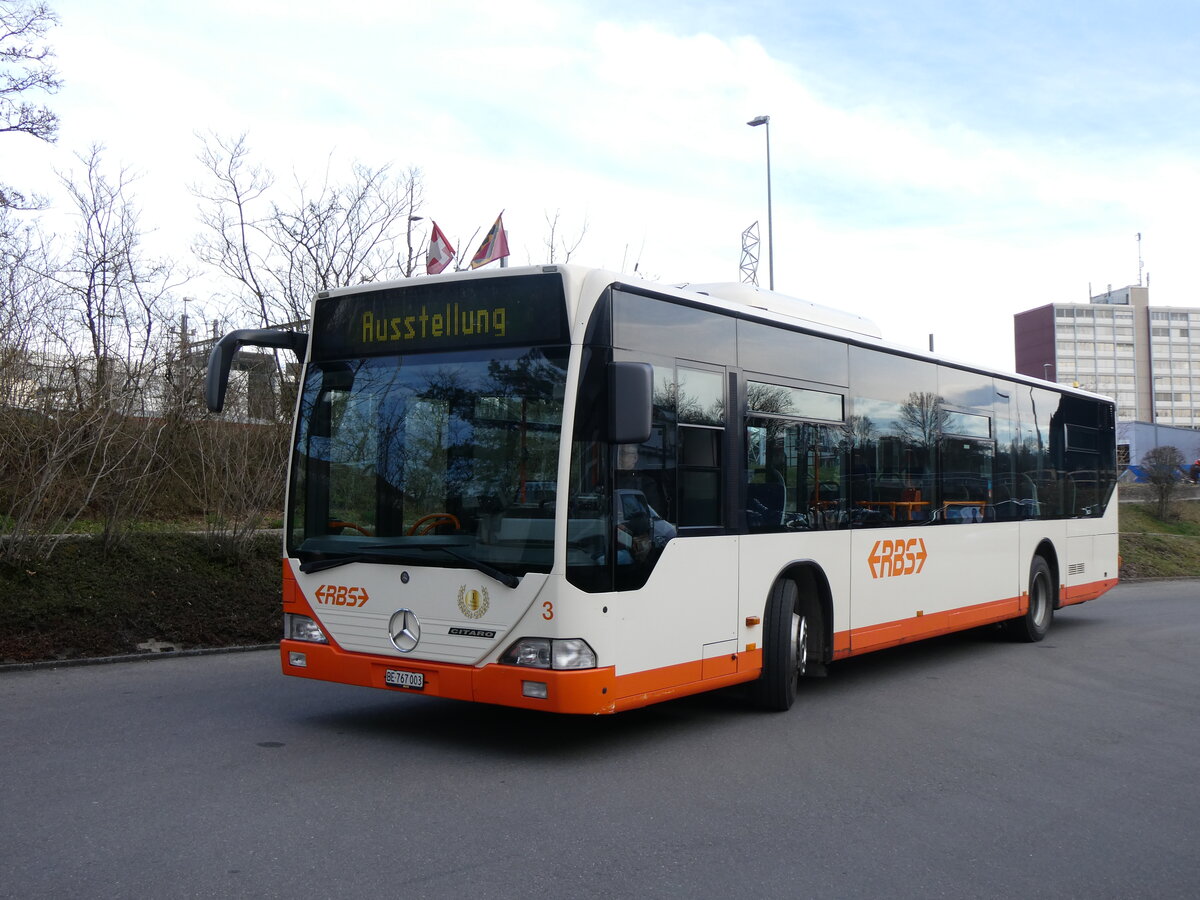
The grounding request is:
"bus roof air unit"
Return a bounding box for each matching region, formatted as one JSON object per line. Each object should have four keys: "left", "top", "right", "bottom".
{"left": 680, "top": 282, "right": 883, "bottom": 341}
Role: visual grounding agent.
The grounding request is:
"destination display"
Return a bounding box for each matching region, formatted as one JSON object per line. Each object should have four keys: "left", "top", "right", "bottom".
{"left": 311, "top": 273, "right": 570, "bottom": 360}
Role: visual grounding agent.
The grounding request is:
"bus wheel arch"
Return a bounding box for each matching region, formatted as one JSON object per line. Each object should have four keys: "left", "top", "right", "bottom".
{"left": 1006, "top": 548, "right": 1056, "bottom": 642}
{"left": 1036, "top": 539, "right": 1062, "bottom": 610}
{"left": 784, "top": 562, "right": 832, "bottom": 671}
{"left": 751, "top": 563, "right": 831, "bottom": 711}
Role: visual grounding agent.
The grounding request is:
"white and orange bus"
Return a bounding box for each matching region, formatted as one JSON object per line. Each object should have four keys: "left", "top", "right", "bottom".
{"left": 206, "top": 265, "right": 1119, "bottom": 714}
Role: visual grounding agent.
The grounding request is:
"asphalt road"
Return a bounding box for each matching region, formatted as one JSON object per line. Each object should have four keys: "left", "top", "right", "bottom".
{"left": 2, "top": 580, "right": 1198, "bottom": 899}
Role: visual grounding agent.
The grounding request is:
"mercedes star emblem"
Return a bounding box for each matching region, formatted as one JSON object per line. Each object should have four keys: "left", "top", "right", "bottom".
{"left": 388, "top": 608, "right": 421, "bottom": 653}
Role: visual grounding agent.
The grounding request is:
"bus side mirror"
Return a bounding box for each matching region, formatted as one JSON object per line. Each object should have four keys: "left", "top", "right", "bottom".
{"left": 609, "top": 361, "right": 653, "bottom": 445}
{"left": 205, "top": 328, "right": 309, "bottom": 413}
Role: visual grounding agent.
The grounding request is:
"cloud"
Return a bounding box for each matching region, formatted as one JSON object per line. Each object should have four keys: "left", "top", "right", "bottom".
{"left": 13, "top": 1, "right": 1200, "bottom": 372}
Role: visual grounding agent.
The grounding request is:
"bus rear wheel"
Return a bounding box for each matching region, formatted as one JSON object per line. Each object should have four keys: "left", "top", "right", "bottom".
{"left": 752, "top": 579, "right": 807, "bottom": 711}
{"left": 1005, "top": 556, "right": 1054, "bottom": 642}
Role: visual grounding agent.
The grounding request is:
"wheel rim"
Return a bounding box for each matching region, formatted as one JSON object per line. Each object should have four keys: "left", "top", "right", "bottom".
{"left": 790, "top": 612, "right": 808, "bottom": 680}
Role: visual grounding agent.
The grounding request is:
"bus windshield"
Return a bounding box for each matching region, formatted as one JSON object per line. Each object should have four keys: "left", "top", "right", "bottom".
{"left": 287, "top": 344, "right": 570, "bottom": 578}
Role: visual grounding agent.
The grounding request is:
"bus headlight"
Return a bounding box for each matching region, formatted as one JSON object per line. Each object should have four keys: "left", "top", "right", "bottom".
{"left": 552, "top": 638, "right": 598, "bottom": 670}
{"left": 284, "top": 613, "right": 328, "bottom": 644}
{"left": 501, "top": 637, "right": 597, "bottom": 670}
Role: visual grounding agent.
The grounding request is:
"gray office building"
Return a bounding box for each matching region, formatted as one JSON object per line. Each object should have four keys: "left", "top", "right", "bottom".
{"left": 1015, "top": 284, "right": 1200, "bottom": 466}
{"left": 1012, "top": 283, "right": 1200, "bottom": 468}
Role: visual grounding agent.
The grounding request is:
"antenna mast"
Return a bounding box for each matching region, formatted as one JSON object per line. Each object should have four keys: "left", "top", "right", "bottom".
{"left": 1136, "top": 232, "right": 1144, "bottom": 287}
{"left": 740, "top": 221, "right": 761, "bottom": 286}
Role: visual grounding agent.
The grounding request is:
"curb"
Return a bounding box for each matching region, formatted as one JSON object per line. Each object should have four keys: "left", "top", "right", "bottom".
{"left": 0, "top": 643, "right": 279, "bottom": 674}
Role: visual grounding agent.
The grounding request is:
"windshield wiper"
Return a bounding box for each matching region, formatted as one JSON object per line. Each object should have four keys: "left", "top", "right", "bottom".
{"left": 408, "top": 544, "right": 521, "bottom": 589}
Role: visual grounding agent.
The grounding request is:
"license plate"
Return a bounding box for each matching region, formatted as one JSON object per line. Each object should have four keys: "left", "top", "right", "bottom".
{"left": 385, "top": 669, "right": 425, "bottom": 690}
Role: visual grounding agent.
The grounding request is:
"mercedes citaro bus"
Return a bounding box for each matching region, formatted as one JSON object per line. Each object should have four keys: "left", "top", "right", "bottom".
{"left": 205, "top": 265, "right": 1118, "bottom": 714}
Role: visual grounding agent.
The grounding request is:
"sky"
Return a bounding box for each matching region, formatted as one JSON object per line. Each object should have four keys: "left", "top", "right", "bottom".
{"left": 5, "top": 0, "right": 1200, "bottom": 372}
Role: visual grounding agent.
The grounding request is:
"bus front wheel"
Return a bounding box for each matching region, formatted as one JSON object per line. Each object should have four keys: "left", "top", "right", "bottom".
{"left": 1005, "top": 556, "right": 1054, "bottom": 642}
{"left": 752, "top": 579, "right": 807, "bottom": 711}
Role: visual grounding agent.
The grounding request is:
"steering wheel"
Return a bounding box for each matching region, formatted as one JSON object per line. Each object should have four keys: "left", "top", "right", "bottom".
{"left": 408, "top": 513, "right": 461, "bottom": 535}
{"left": 328, "top": 518, "right": 372, "bottom": 536}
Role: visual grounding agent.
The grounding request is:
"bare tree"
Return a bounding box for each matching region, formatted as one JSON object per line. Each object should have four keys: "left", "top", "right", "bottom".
{"left": 192, "top": 132, "right": 425, "bottom": 327}
{"left": 52, "top": 147, "right": 183, "bottom": 391}
{"left": 897, "top": 391, "right": 947, "bottom": 451}
{"left": 0, "top": 0, "right": 62, "bottom": 209}
{"left": 1142, "top": 444, "right": 1185, "bottom": 520}
{"left": 542, "top": 209, "right": 588, "bottom": 264}
{"left": 176, "top": 409, "right": 291, "bottom": 556}
{"left": 0, "top": 147, "right": 187, "bottom": 558}
{"left": 0, "top": 206, "right": 60, "bottom": 556}
{"left": 0, "top": 205, "right": 46, "bottom": 359}
{"left": 56, "top": 148, "right": 186, "bottom": 546}
{"left": 453, "top": 226, "right": 480, "bottom": 272}
{"left": 191, "top": 133, "right": 275, "bottom": 325}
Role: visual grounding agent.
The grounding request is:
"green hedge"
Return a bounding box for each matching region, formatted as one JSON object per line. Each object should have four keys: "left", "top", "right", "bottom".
{"left": 1, "top": 533, "right": 282, "bottom": 663}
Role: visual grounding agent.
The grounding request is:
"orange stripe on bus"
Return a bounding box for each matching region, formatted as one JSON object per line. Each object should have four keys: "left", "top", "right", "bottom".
{"left": 846, "top": 595, "right": 1020, "bottom": 655}
{"left": 609, "top": 651, "right": 763, "bottom": 712}
{"left": 839, "top": 576, "right": 1117, "bottom": 656}
{"left": 1061, "top": 577, "right": 1118, "bottom": 606}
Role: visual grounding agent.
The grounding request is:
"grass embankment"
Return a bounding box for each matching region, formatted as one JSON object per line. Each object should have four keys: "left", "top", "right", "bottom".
{"left": 1118, "top": 500, "right": 1200, "bottom": 580}
{"left": 1, "top": 501, "right": 1196, "bottom": 665}
{"left": 0, "top": 533, "right": 281, "bottom": 664}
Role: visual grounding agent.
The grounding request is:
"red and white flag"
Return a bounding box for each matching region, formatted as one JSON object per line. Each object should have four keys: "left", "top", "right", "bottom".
{"left": 426, "top": 221, "right": 455, "bottom": 275}
{"left": 469, "top": 212, "right": 510, "bottom": 269}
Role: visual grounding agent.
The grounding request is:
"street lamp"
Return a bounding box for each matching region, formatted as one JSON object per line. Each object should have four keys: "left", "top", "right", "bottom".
{"left": 747, "top": 114, "right": 774, "bottom": 290}
{"left": 1043, "top": 363, "right": 1053, "bottom": 382}
{"left": 406, "top": 214, "right": 424, "bottom": 276}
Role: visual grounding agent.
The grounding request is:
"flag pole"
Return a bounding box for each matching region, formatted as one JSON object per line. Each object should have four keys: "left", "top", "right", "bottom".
{"left": 496, "top": 208, "right": 506, "bottom": 267}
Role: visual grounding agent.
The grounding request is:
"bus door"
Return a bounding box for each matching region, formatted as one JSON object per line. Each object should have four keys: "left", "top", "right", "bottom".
{"left": 613, "top": 360, "right": 739, "bottom": 675}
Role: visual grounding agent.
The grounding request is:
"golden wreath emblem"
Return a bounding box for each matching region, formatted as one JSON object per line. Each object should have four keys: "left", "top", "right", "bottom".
{"left": 457, "top": 585, "right": 490, "bottom": 619}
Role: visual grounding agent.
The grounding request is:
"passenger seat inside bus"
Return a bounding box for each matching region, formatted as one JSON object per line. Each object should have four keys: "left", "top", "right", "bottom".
{"left": 747, "top": 481, "right": 785, "bottom": 528}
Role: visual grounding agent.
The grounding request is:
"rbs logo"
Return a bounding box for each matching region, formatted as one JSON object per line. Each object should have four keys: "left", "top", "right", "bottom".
{"left": 314, "top": 584, "right": 370, "bottom": 607}
{"left": 867, "top": 538, "right": 928, "bottom": 579}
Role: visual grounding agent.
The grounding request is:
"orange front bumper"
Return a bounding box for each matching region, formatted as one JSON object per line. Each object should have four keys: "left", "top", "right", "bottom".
{"left": 281, "top": 639, "right": 620, "bottom": 714}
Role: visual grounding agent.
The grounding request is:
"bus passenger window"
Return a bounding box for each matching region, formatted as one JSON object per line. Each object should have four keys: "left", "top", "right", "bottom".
{"left": 746, "top": 414, "right": 848, "bottom": 532}
{"left": 939, "top": 437, "right": 993, "bottom": 523}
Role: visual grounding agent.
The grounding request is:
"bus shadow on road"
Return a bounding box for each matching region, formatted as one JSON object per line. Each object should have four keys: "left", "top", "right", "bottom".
{"left": 293, "top": 614, "right": 1101, "bottom": 757}
{"left": 299, "top": 689, "right": 755, "bottom": 760}
{"left": 811, "top": 611, "right": 1101, "bottom": 688}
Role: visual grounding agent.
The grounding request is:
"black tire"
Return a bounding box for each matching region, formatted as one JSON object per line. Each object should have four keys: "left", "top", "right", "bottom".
{"left": 1005, "top": 555, "right": 1054, "bottom": 642}
{"left": 752, "top": 579, "right": 808, "bottom": 711}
